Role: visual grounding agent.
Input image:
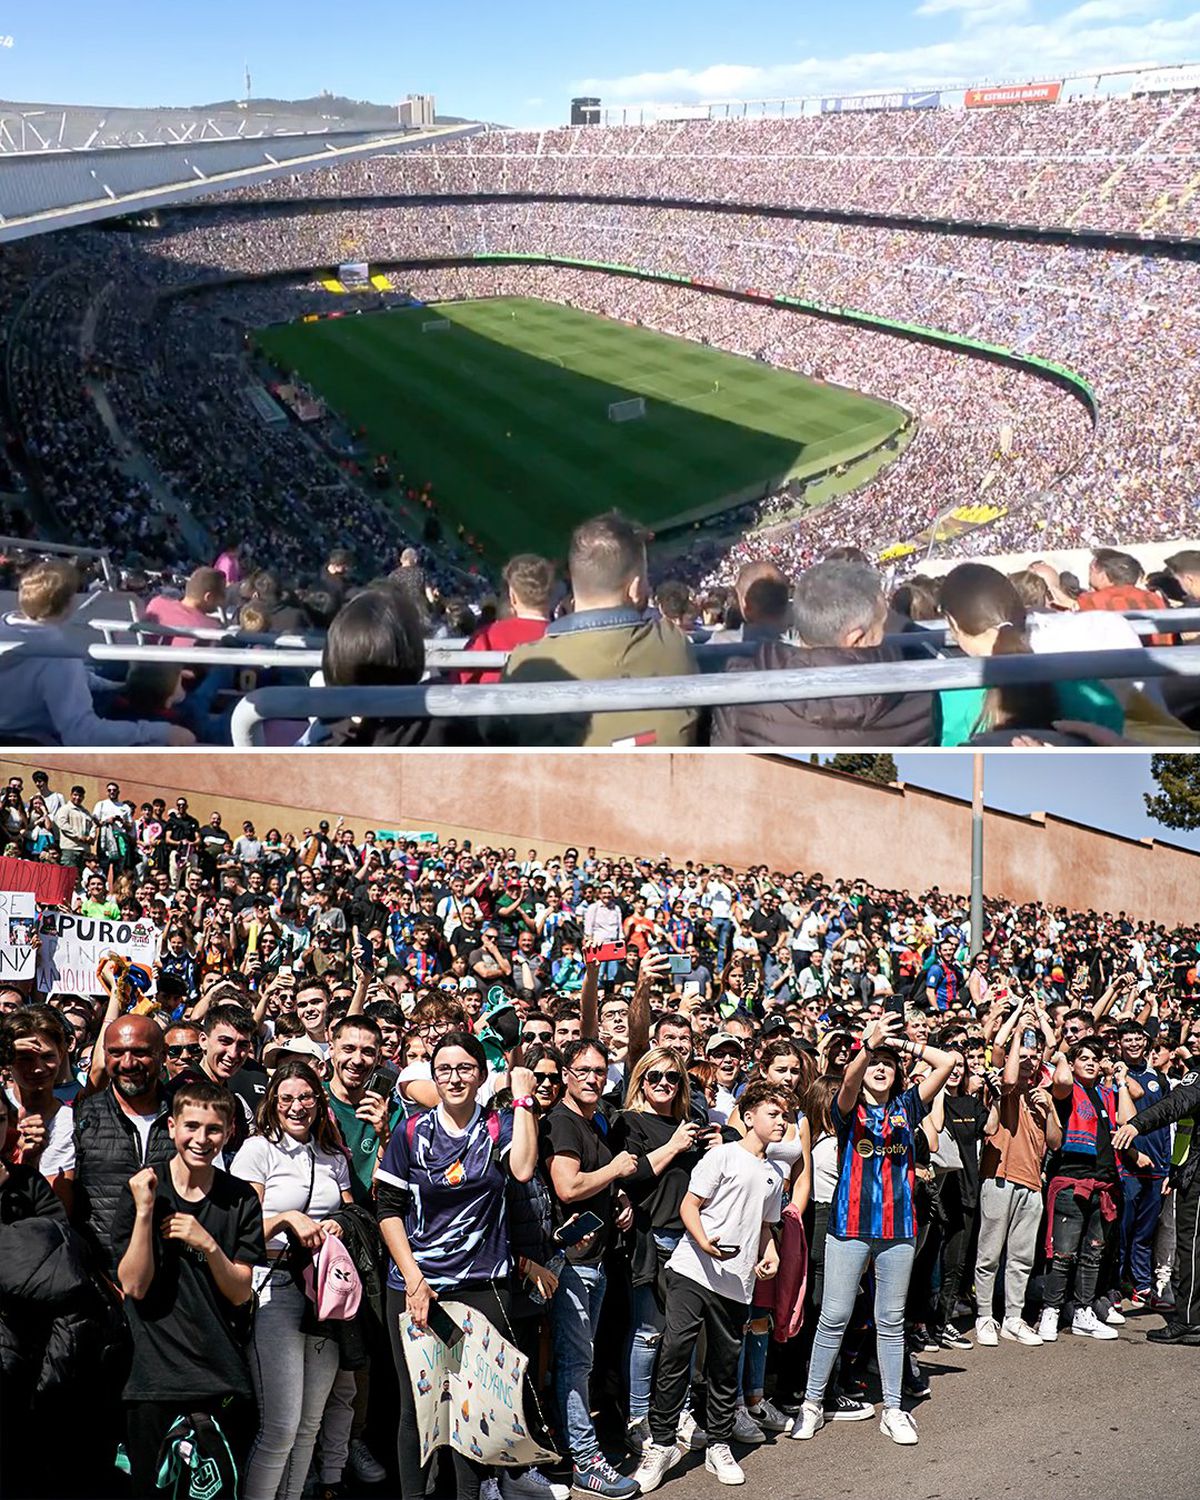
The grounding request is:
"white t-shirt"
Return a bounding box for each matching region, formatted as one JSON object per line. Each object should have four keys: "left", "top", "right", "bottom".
{"left": 668, "top": 1141, "right": 784, "bottom": 1305}
{"left": 399, "top": 1059, "right": 496, "bottom": 1106}
{"left": 128, "top": 1108, "right": 159, "bottom": 1161}
{"left": 5, "top": 1091, "right": 76, "bottom": 1178}
{"left": 231, "top": 1132, "right": 351, "bottom": 1252}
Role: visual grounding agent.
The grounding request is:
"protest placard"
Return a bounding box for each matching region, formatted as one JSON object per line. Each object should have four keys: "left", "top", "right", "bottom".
{"left": 0, "top": 890, "right": 37, "bottom": 980}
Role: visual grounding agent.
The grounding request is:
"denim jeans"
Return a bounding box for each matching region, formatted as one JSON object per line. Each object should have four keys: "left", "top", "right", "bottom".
{"left": 804, "top": 1234, "right": 915, "bottom": 1411}
{"left": 552, "top": 1261, "right": 607, "bottom": 1465}
{"left": 628, "top": 1231, "right": 681, "bottom": 1419}
{"left": 713, "top": 919, "right": 734, "bottom": 972}
{"left": 1120, "top": 1174, "right": 1166, "bottom": 1294}
{"left": 245, "top": 1270, "right": 341, "bottom": 1500}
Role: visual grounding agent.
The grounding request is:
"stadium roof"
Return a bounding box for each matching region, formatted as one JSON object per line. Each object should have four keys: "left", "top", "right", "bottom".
{"left": 0, "top": 121, "right": 484, "bottom": 242}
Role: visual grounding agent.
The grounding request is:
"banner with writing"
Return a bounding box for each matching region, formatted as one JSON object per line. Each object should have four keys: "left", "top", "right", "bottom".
{"left": 0, "top": 891, "right": 37, "bottom": 980}
{"left": 37, "top": 910, "right": 160, "bottom": 996}
{"left": 400, "top": 1303, "right": 557, "bottom": 1470}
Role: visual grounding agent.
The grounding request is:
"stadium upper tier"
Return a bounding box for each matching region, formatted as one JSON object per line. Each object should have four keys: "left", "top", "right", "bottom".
{"left": 218, "top": 94, "right": 1200, "bottom": 239}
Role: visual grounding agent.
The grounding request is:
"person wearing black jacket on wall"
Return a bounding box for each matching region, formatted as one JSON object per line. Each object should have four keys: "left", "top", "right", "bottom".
{"left": 1113, "top": 1065, "right": 1200, "bottom": 1344}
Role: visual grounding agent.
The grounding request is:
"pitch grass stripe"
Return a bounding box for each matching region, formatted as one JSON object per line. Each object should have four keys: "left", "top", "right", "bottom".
{"left": 254, "top": 295, "right": 904, "bottom": 562}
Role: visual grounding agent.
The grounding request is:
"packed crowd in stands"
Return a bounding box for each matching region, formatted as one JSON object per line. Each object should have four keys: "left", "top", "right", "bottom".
{"left": 3, "top": 778, "right": 1200, "bottom": 1500}
{"left": 220, "top": 93, "right": 1200, "bottom": 237}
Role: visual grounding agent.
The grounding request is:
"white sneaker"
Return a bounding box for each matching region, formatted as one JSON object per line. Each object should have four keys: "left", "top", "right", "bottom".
{"left": 631, "top": 1443, "right": 680, "bottom": 1495}
{"left": 788, "top": 1401, "right": 825, "bottom": 1441}
{"left": 975, "top": 1317, "right": 999, "bottom": 1347}
{"left": 349, "top": 1439, "right": 387, "bottom": 1485}
{"left": 880, "top": 1409, "right": 919, "bottom": 1446}
{"left": 1100, "top": 1303, "right": 1126, "bottom": 1326}
{"left": 1038, "top": 1308, "right": 1060, "bottom": 1342}
{"left": 481, "top": 1481, "right": 502, "bottom": 1500}
{"left": 730, "top": 1406, "right": 765, "bottom": 1445}
{"left": 1072, "top": 1307, "right": 1119, "bottom": 1340}
{"left": 526, "top": 1470, "right": 571, "bottom": 1500}
{"left": 704, "top": 1445, "right": 745, "bottom": 1485}
{"left": 675, "top": 1410, "right": 707, "bottom": 1451}
{"left": 746, "top": 1397, "right": 790, "bottom": 1433}
{"left": 1001, "top": 1317, "right": 1044, "bottom": 1346}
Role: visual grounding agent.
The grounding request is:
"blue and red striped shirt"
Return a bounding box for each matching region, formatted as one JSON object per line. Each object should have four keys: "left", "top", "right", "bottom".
{"left": 830, "top": 1084, "right": 929, "bottom": 1241}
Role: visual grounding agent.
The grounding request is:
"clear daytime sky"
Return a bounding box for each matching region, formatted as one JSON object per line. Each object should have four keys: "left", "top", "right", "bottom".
{"left": 889, "top": 752, "right": 1200, "bottom": 853}
{"left": 3, "top": 1, "right": 1199, "bottom": 127}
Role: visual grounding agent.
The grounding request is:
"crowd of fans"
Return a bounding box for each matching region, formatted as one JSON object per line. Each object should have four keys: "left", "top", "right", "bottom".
{"left": 220, "top": 93, "right": 1200, "bottom": 237}
{"left": 2, "top": 777, "right": 1199, "bottom": 1500}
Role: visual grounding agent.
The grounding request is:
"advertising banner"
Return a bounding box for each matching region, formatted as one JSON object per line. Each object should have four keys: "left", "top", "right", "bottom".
{"left": 37, "top": 910, "right": 160, "bottom": 996}
{"left": 965, "top": 81, "right": 1062, "bottom": 108}
{"left": 821, "top": 90, "right": 941, "bottom": 112}
{"left": 375, "top": 830, "right": 439, "bottom": 844}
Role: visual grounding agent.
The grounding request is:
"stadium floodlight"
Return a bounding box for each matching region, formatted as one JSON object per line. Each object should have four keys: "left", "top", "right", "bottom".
{"left": 608, "top": 396, "right": 646, "bottom": 423}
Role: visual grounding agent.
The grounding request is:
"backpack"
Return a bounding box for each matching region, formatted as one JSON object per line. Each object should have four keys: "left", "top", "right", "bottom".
{"left": 154, "top": 1411, "right": 238, "bottom": 1500}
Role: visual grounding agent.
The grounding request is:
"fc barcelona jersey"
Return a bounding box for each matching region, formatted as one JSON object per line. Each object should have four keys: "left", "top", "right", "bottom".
{"left": 830, "top": 1084, "right": 929, "bottom": 1241}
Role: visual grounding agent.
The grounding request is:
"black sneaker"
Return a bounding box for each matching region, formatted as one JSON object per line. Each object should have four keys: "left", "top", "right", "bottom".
{"left": 902, "top": 1353, "right": 930, "bottom": 1398}
{"left": 938, "top": 1327, "right": 973, "bottom": 1351}
{"left": 1146, "top": 1320, "right": 1200, "bottom": 1345}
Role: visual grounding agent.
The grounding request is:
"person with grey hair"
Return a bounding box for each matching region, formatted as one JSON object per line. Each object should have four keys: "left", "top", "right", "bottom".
{"left": 710, "top": 560, "right": 936, "bottom": 746}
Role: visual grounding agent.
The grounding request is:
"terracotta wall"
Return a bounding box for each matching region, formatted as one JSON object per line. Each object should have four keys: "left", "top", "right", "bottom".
{"left": 6, "top": 752, "right": 1195, "bottom": 924}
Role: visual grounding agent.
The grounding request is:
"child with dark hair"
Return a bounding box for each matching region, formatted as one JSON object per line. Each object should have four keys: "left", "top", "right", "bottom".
{"left": 114, "top": 1077, "right": 265, "bottom": 1497}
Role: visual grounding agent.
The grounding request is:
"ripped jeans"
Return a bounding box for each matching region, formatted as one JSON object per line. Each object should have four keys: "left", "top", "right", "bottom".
{"left": 628, "top": 1231, "right": 682, "bottom": 1421}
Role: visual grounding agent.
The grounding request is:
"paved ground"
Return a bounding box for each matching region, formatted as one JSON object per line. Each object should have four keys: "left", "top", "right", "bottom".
{"left": 649, "top": 1313, "right": 1196, "bottom": 1500}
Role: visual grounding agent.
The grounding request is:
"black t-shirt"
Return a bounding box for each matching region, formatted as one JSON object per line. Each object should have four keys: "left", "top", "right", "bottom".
{"left": 166, "top": 813, "right": 200, "bottom": 849}
{"left": 752, "top": 908, "right": 788, "bottom": 954}
{"left": 616, "top": 1110, "right": 706, "bottom": 1268}
{"left": 449, "top": 924, "right": 482, "bottom": 962}
{"left": 541, "top": 1103, "right": 613, "bottom": 1267}
{"left": 1054, "top": 1083, "right": 1119, "bottom": 1183}
{"left": 111, "top": 1167, "right": 264, "bottom": 1402}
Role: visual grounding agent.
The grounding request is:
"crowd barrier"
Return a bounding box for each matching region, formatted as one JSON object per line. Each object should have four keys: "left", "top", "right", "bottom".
{"left": 227, "top": 644, "right": 1200, "bottom": 746}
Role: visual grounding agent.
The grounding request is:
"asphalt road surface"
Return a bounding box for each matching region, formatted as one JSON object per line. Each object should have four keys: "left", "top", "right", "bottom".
{"left": 652, "top": 1315, "right": 1196, "bottom": 1500}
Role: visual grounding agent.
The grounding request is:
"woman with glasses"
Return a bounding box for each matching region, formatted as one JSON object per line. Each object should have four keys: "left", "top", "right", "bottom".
{"left": 619, "top": 1046, "right": 717, "bottom": 1453}
{"left": 231, "top": 1061, "right": 354, "bottom": 1500}
{"left": 23, "top": 794, "right": 57, "bottom": 860}
{"left": 376, "top": 1031, "right": 539, "bottom": 1500}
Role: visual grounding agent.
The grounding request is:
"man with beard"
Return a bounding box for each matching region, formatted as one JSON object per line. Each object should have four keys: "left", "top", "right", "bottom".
{"left": 325, "top": 1015, "right": 401, "bottom": 1205}
{"left": 73, "top": 1014, "right": 176, "bottom": 1274}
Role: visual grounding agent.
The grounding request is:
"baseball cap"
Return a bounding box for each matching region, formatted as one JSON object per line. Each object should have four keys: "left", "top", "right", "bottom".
{"left": 704, "top": 1032, "right": 745, "bottom": 1057}
{"left": 263, "top": 1036, "right": 327, "bottom": 1067}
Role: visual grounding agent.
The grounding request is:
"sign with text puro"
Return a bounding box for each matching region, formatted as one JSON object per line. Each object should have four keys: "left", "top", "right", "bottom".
{"left": 37, "top": 910, "right": 160, "bottom": 996}
{"left": 965, "top": 81, "right": 1062, "bottom": 108}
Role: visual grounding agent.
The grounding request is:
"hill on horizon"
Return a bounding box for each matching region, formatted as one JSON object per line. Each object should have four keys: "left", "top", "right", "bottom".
{"left": 194, "top": 93, "right": 479, "bottom": 126}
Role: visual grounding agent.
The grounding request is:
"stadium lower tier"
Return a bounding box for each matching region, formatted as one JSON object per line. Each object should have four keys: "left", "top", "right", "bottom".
{"left": 3, "top": 194, "right": 1195, "bottom": 582}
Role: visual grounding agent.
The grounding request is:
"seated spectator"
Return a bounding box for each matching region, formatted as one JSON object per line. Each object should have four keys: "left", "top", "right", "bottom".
{"left": 711, "top": 560, "right": 935, "bottom": 746}
{"left": 458, "top": 554, "right": 556, "bottom": 685}
{"left": 1164, "top": 550, "right": 1200, "bottom": 606}
{"left": 144, "top": 566, "right": 227, "bottom": 645}
{"left": 502, "top": 511, "right": 698, "bottom": 747}
{"left": 0, "top": 561, "right": 190, "bottom": 745}
{"left": 1078, "top": 550, "right": 1176, "bottom": 647}
{"left": 708, "top": 563, "right": 790, "bottom": 644}
{"left": 937, "top": 563, "right": 1124, "bottom": 747}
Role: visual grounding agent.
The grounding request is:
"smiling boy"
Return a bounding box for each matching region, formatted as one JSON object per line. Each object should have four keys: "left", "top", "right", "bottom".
{"left": 114, "top": 1077, "right": 264, "bottom": 1497}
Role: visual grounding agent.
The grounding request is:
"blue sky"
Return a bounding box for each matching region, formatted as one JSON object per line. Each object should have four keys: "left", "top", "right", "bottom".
{"left": 890, "top": 752, "right": 1200, "bottom": 851}
{"left": 4, "top": 1, "right": 1200, "bottom": 126}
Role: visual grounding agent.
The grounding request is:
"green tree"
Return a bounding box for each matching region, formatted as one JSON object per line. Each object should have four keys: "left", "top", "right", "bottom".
{"left": 1144, "top": 755, "right": 1200, "bottom": 831}
{"left": 827, "top": 754, "right": 898, "bottom": 786}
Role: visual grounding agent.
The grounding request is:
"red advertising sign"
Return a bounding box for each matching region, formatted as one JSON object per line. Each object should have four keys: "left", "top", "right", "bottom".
{"left": 965, "top": 81, "right": 1062, "bottom": 108}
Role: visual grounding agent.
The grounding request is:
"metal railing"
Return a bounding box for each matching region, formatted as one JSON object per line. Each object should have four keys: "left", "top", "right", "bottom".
{"left": 0, "top": 534, "right": 117, "bottom": 588}
{"left": 228, "top": 643, "right": 1200, "bottom": 746}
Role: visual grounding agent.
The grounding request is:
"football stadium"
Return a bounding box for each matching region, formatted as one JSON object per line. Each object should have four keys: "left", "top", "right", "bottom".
{"left": 1, "top": 69, "right": 1200, "bottom": 746}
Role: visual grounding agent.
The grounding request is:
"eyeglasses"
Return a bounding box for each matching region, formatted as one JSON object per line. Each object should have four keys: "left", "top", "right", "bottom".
{"left": 568, "top": 1065, "right": 607, "bottom": 1079}
{"left": 279, "top": 1094, "right": 317, "bottom": 1110}
{"left": 166, "top": 1044, "right": 203, "bottom": 1059}
{"left": 433, "top": 1063, "right": 480, "bottom": 1081}
{"left": 645, "top": 1070, "right": 682, "bottom": 1087}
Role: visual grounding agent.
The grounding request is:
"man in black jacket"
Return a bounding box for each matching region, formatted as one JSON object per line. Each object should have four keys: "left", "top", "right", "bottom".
{"left": 72, "top": 1015, "right": 174, "bottom": 1275}
{"left": 710, "top": 560, "right": 936, "bottom": 747}
{"left": 1114, "top": 1065, "right": 1200, "bottom": 1344}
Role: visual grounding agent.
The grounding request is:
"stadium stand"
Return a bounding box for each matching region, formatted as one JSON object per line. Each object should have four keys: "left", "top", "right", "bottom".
{"left": 0, "top": 74, "right": 1199, "bottom": 746}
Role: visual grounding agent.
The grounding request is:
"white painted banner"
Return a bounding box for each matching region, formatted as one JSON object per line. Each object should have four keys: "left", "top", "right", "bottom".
{"left": 36, "top": 909, "right": 160, "bottom": 996}
{"left": 0, "top": 891, "right": 37, "bottom": 980}
{"left": 400, "top": 1303, "right": 557, "bottom": 1470}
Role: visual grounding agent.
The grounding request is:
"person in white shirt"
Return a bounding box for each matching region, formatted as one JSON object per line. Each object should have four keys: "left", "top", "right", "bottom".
{"left": 231, "top": 1061, "right": 354, "bottom": 1500}
{"left": 704, "top": 871, "right": 735, "bottom": 970}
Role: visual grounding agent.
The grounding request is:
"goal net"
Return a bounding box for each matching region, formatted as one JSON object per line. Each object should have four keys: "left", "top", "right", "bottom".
{"left": 422, "top": 319, "right": 451, "bottom": 333}
{"left": 608, "top": 397, "right": 646, "bottom": 423}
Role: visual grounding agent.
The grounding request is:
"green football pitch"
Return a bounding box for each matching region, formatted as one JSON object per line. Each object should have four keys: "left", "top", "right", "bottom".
{"left": 253, "top": 296, "right": 906, "bottom": 561}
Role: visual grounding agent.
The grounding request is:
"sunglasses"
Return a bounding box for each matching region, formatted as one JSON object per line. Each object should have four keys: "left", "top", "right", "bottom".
{"left": 534, "top": 1070, "right": 563, "bottom": 1085}
{"left": 166, "top": 1043, "right": 203, "bottom": 1060}
{"left": 645, "top": 1069, "right": 682, "bottom": 1087}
